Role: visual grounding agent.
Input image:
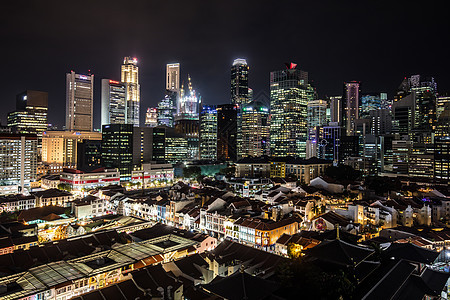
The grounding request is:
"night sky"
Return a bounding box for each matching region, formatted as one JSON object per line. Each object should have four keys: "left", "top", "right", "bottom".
{"left": 1, "top": 1, "right": 448, "bottom": 130}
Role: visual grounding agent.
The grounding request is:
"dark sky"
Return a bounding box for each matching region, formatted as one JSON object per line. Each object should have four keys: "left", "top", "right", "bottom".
{"left": 1, "top": 0, "right": 448, "bottom": 130}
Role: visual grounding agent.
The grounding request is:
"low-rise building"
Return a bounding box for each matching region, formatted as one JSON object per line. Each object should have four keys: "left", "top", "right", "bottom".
{"left": 0, "top": 194, "right": 35, "bottom": 213}
{"left": 40, "top": 174, "right": 61, "bottom": 189}
{"left": 73, "top": 195, "right": 108, "bottom": 219}
{"left": 33, "top": 188, "right": 73, "bottom": 207}
{"left": 131, "top": 162, "right": 174, "bottom": 188}
{"left": 60, "top": 167, "right": 120, "bottom": 192}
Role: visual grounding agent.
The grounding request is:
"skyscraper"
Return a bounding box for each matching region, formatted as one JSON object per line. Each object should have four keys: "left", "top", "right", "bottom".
{"left": 360, "top": 93, "right": 383, "bottom": 118}
{"left": 307, "top": 100, "right": 328, "bottom": 136}
{"left": 241, "top": 100, "right": 270, "bottom": 158}
{"left": 158, "top": 90, "right": 177, "bottom": 127}
{"left": 101, "top": 124, "right": 134, "bottom": 180}
{"left": 199, "top": 105, "right": 217, "bottom": 160}
{"left": 66, "top": 71, "right": 94, "bottom": 131}
{"left": 177, "top": 75, "right": 200, "bottom": 120}
{"left": 217, "top": 104, "right": 237, "bottom": 161}
{"left": 342, "top": 81, "right": 360, "bottom": 136}
{"left": 231, "top": 59, "right": 249, "bottom": 107}
{"left": 0, "top": 134, "right": 38, "bottom": 189}
{"left": 101, "top": 79, "right": 126, "bottom": 127}
{"left": 329, "top": 96, "right": 342, "bottom": 124}
{"left": 166, "top": 63, "right": 180, "bottom": 92}
{"left": 231, "top": 59, "right": 249, "bottom": 158}
{"left": 269, "top": 63, "right": 314, "bottom": 158}
{"left": 7, "top": 90, "right": 48, "bottom": 137}
{"left": 121, "top": 57, "right": 140, "bottom": 126}
{"left": 145, "top": 107, "right": 158, "bottom": 127}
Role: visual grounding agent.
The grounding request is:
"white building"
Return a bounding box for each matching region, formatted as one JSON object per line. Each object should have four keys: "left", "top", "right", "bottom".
{"left": 60, "top": 168, "right": 120, "bottom": 193}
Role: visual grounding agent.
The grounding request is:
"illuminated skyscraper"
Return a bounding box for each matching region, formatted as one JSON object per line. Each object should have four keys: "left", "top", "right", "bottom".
{"left": 7, "top": 90, "right": 48, "bottom": 137}
{"left": 158, "top": 90, "right": 177, "bottom": 127}
{"left": 121, "top": 56, "right": 140, "bottom": 126}
{"left": 342, "top": 81, "right": 360, "bottom": 136}
{"left": 66, "top": 71, "right": 94, "bottom": 131}
{"left": 437, "top": 95, "right": 449, "bottom": 119}
{"left": 307, "top": 100, "right": 327, "bottom": 134}
{"left": 101, "top": 79, "right": 126, "bottom": 127}
{"left": 166, "top": 63, "right": 180, "bottom": 92}
{"left": 199, "top": 105, "right": 217, "bottom": 160}
{"left": 231, "top": 59, "right": 249, "bottom": 158}
{"left": 145, "top": 107, "right": 158, "bottom": 127}
{"left": 360, "top": 93, "right": 384, "bottom": 118}
{"left": 241, "top": 100, "right": 270, "bottom": 158}
{"left": 177, "top": 75, "right": 199, "bottom": 120}
{"left": 269, "top": 63, "right": 314, "bottom": 158}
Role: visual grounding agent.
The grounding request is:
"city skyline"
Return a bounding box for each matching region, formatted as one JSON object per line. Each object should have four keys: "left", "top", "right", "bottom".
{"left": 1, "top": 1, "right": 448, "bottom": 129}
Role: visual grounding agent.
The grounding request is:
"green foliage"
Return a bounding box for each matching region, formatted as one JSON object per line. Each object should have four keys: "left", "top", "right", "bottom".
{"left": 58, "top": 183, "right": 72, "bottom": 192}
{"left": 183, "top": 166, "right": 202, "bottom": 178}
{"left": 325, "top": 165, "right": 362, "bottom": 181}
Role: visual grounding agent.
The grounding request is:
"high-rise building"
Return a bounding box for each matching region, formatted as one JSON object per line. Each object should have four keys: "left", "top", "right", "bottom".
{"left": 360, "top": 93, "right": 384, "bottom": 118}
{"left": 158, "top": 90, "right": 177, "bottom": 127}
{"left": 66, "top": 71, "right": 94, "bottom": 131}
{"left": 145, "top": 107, "right": 158, "bottom": 127}
{"left": 241, "top": 100, "right": 270, "bottom": 158}
{"left": 269, "top": 63, "right": 313, "bottom": 158}
{"left": 42, "top": 131, "right": 102, "bottom": 168}
{"left": 231, "top": 59, "right": 249, "bottom": 107}
{"left": 329, "top": 96, "right": 342, "bottom": 124}
{"left": 101, "top": 79, "right": 126, "bottom": 127}
{"left": 7, "top": 90, "right": 48, "bottom": 137}
{"left": 369, "top": 109, "right": 392, "bottom": 136}
{"left": 174, "top": 119, "right": 199, "bottom": 160}
{"left": 307, "top": 99, "right": 327, "bottom": 139}
{"left": 436, "top": 95, "right": 449, "bottom": 119}
{"left": 76, "top": 140, "right": 102, "bottom": 170}
{"left": 231, "top": 59, "right": 250, "bottom": 158}
{"left": 434, "top": 103, "right": 450, "bottom": 182}
{"left": 166, "top": 63, "right": 180, "bottom": 92}
{"left": 163, "top": 126, "right": 188, "bottom": 164}
{"left": 121, "top": 57, "right": 140, "bottom": 126}
{"left": 217, "top": 104, "right": 237, "bottom": 161}
{"left": 177, "top": 75, "right": 200, "bottom": 120}
{"left": 0, "top": 134, "right": 38, "bottom": 188}
{"left": 342, "top": 81, "right": 360, "bottom": 136}
{"left": 199, "top": 105, "right": 217, "bottom": 160}
{"left": 101, "top": 124, "right": 134, "bottom": 180}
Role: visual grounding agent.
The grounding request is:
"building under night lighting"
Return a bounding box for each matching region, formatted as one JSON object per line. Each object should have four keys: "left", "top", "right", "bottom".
{"left": 269, "top": 63, "right": 313, "bottom": 158}
{"left": 101, "top": 79, "right": 126, "bottom": 127}
{"left": 241, "top": 100, "right": 270, "bottom": 158}
{"left": 200, "top": 105, "right": 217, "bottom": 160}
{"left": 66, "top": 71, "right": 94, "bottom": 131}
{"left": 121, "top": 56, "right": 140, "bottom": 126}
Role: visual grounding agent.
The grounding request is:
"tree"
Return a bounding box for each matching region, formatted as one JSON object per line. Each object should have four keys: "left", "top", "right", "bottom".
{"left": 325, "top": 164, "right": 362, "bottom": 181}
{"left": 183, "top": 166, "right": 202, "bottom": 179}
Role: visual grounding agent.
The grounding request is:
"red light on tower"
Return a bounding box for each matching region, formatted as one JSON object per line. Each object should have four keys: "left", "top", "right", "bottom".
{"left": 285, "top": 62, "right": 297, "bottom": 69}
{"left": 109, "top": 80, "right": 120, "bottom": 84}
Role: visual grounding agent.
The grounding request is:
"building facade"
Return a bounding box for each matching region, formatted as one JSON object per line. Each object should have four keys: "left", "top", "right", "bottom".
{"left": 343, "top": 81, "right": 360, "bottom": 136}
{"left": 101, "top": 124, "right": 134, "bottom": 180}
{"left": 42, "top": 131, "right": 102, "bottom": 168}
{"left": 0, "top": 134, "right": 38, "bottom": 188}
{"left": 66, "top": 71, "right": 94, "bottom": 131}
{"left": 200, "top": 105, "right": 217, "bottom": 160}
{"left": 217, "top": 104, "right": 237, "bottom": 161}
{"left": 121, "top": 57, "right": 140, "bottom": 126}
{"left": 241, "top": 100, "right": 270, "bottom": 158}
{"left": 270, "top": 64, "right": 314, "bottom": 157}
{"left": 7, "top": 90, "right": 48, "bottom": 137}
{"left": 101, "top": 79, "right": 126, "bottom": 127}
